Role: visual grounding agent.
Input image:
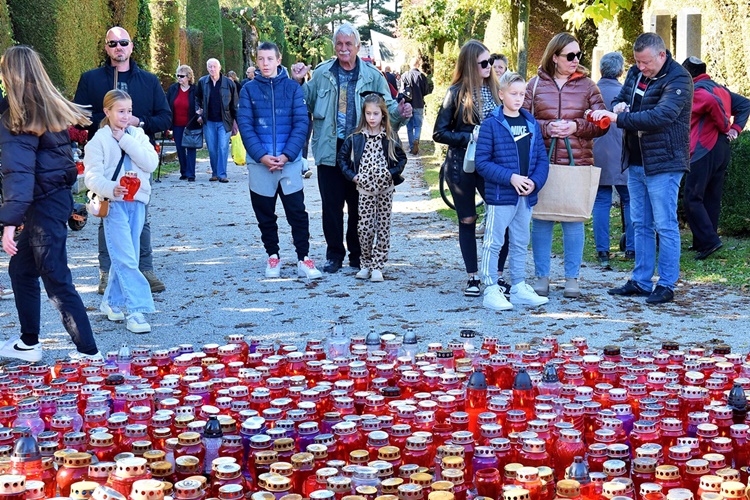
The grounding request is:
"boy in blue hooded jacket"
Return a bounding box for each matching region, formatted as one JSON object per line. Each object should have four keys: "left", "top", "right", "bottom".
{"left": 475, "top": 72, "right": 550, "bottom": 311}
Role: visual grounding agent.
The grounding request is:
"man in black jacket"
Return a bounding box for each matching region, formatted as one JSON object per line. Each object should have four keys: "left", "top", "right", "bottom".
{"left": 401, "top": 57, "right": 433, "bottom": 154}
{"left": 74, "top": 26, "right": 172, "bottom": 294}
{"left": 593, "top": 32, "right": 693, "bottom": 305}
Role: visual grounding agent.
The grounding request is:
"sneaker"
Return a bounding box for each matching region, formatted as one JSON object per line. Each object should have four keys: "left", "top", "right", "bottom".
{"left": 323, "top": 259, "right": 342, "bottom": 274}
{"left": 563, "top": 278, "right": 581, "bottom": 298}
{"left": 0, "top": 286, "right": 13, "bottom": 300}
{"left": 510, "top": 282, "right": 549, "bottom": 306}
{"left": 464, "top": 277, "right": 481, "bottom": 297}
{"left": 608, "top": 279, "right": 651, "bottom": 296}
{"left": 475, "top": 221, "right": 486, "bottom": 237}
{"left": 303, "top": 169, "right": 313, "bottom": 179}
{"left": 0, "top": 338, "right": 43, "bottom": 363}
{"left": 646, "top": 285, "right": 674, "bottom": 304}
{"left": 695, "top": 242, "right": 723, "bottom": 260}
{"left": 297, "top": 257, "right": 323, "bottom": 279}
{"left": 356, "top": 268, "right": 371, "bottom": 280}
{"left": 483, "top": 284, "right": 513, "bottom": 311}
{"left": 100, "top": 302, "right": 125, "bottom": 322}
{"left": 497, "top": 277, "right": 511, "bottom": 296}
{"left": 623, "top": 250, "right": 635, "bottom": 261}
{"left": 209, "top": 176, "right": 219, "bottom": 181}
{"left": 142, "top": 270, "right": 166, "bottom": 293}
{"left": 597, "top": 251, "right": 610, "bottom": 267}
{"left": 371, "top": 270, "right": 384, "bottom": 282}
{"left": 265, "top": 254, "right": 281, "bottom": 278}
{"left": 97, "top": 271, "right": 108, "bottom": 295}
{"left": 533, "top": 277, "right": 549, "bottom": 297}
{"left": 70, "top": 350, "right": 104, "bottom": 363}
{"left": 126, "top": 313, "right": 151, "bottom": 334}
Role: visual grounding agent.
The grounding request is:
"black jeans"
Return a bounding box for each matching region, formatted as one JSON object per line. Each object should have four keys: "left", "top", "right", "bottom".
{"left": 98, "top": 204, "right": 153, "bottom": 272}
{"left": 684, "top": 135, "right": 731, "bottom": 251}
{"left": 250, "top": 187, "right": 311, "bottom": 261}
{"left": 9, "top": 189, "right": 98, "bottom": 354}
{"left": 317, "top": 163, "right": 360, "bottom": 263}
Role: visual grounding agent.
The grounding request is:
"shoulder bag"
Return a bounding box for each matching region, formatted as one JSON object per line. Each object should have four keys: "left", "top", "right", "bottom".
{"left": 181, "top": 115, "right": 204, "bottom": 149}
{"left": 532, "top": 137, "right": 601, "bottom": 222}
{"left": 462, "top": 125, "right": 481, "bottom": 173}
{"left": 86, "top": 151, "right": 126, "bottom": 218}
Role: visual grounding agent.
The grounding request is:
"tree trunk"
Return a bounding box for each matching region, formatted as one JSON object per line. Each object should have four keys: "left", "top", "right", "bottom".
{"left": 517, "top": 0, "right": 530, "bottom": 79}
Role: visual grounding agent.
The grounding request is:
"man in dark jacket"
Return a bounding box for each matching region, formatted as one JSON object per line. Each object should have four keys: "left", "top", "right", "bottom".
{"left": 237, "top": 42, "right": 321, "bottom": 280}
{"left": 195, "top": 58, "right": 239, "bottom": 182}
{"left": 593, "top": 32, "right": 693, "bottom": 305}
{"left": 401, "top": 57, "right": 434, "bottom": 155}
{"left": 74, "top": 26, "right": 172, "bottom": 295}
{"left": 681, "top": 57, "right": 750, "bottom": 260}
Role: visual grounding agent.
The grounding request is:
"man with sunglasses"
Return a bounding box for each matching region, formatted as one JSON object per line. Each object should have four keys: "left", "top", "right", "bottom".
{"left": 592, "top": 32, "right": 693, "bottom": 305}
{"left": 74, "top": 26, "right": 172, "bottom": 295}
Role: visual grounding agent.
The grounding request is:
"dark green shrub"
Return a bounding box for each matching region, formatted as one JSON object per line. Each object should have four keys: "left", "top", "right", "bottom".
{"left": 133, "top": 0, "right": 151, "bottom": 69}
{"left": 221, "top": 16, "right": 242, "bottom": 74}
{"left": 0, "top": 0, "right": 13, "bottom": 54}
{"left": 186, "top": 0, "right": 223, "bottom": 66}
{"left": 110, "top": 0, "right": 139, "bottom": 36}
{"left": 720, "top": 131, "right": 750, "bottom": 236}
{"left": 185, "top": 28, "right": 204, "bottom": 78}
{"left": 8, "top": 0, "right": 109, "bottom": 96}
{"left": 150, "top": 0, "right": 180, "bottom": 91}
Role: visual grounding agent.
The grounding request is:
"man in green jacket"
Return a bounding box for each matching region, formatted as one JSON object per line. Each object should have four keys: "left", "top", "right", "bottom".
{"left": 291, "top": 23, "right": 412, "bottom": 273}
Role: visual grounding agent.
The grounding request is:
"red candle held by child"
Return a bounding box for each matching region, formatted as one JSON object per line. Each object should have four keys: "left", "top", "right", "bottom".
{"left": 120, "top": 171, "right": 141, "bottom": 201}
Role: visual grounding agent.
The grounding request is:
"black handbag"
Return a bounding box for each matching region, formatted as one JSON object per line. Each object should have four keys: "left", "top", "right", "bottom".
{"left": 181, "top": 116, "right": 203, "bottom": 149}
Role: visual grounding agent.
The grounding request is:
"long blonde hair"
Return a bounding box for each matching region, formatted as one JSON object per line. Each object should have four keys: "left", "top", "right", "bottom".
{"left": 100, "top": 89, "right": 132, "bottom": 129}
{"left": 352, "top": 93, "right": 399, "bottom": 161}
{"left": 451, "top": 40, "right": 500, "bottom": 126}
{"left": 0, "top": 45, "right": 91, "bottom": 135}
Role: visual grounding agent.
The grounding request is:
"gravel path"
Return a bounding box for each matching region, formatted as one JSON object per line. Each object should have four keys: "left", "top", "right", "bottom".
{"left": 2, "top": 140, "right": 750, "bottom": 360}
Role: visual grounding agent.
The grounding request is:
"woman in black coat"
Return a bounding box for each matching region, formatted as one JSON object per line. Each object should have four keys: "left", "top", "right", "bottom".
{"left": 0, "top": 45, "right": 102, "bottom": 362}
{"left": 166, "top": 65, "right": 200, "bottom": 181}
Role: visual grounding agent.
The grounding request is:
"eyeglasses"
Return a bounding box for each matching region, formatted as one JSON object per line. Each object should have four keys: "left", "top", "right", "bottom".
{"left": 177, "top": 74, "right": 187, "bottom": 79}
{"left": 559, "top": 51, "right": 583, "bottom": 62}
{"left": 477, "top": 59, "right": 490, "bottom": 69}
{"left": 106, "top": 39, "right": 131, "bottom": 48}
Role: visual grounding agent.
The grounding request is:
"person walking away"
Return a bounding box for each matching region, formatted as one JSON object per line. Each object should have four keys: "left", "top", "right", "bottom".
{"left": 166, "top": 65, "right": 199, "bottom": 181}
{"left": 524, "top": 32, "right": 608, "bottom": 299}
{"left": 84, "top": 90, "right": 159, "bottom": 333}
{"left": 73, "top": 26, "right": 171, "bottom": 295}
{"left": 681, "top": 57, "right": 750, "bottom": 260}
{"left": 593, "top": 52, "right": 634, "bottom": 267}
{"left": 594, "top": 32, "right": 693, "bottom": 305}
{"left": 237, "top": 42, "right": 323, "bottom": 281}
{"left": 338, "top": 93, "right": 407, "bottom": 282}
{"left": 0, "top": 45, "right": 103, "bottom": 362}
{"left": 196, "top": 58, "right": 239, "bottom": 183}
{"left": 290, "top": 23, "right": 412, "bottom": 274}
{"left": 401, "top": 57, "right": 434, "bottom": 154}
{"left": 476, "top": 72, "right": 550, "bottom": 311}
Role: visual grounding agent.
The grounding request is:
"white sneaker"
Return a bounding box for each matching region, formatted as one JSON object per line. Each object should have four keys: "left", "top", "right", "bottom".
{"left": 0, "top": 338, "right": 43, "bottom": 363}
{"left": 127, "top": 313, "right": 151, "bottom": 334}
{"left": 511, "top": 281, "right": 550, "bottom": 306}
{"left": 370, "top": 270, "right": 384, "bottom": 282}
{"left": 265, "top": 254, "right": 281, "bottom": 278}
{"left": 0, "top": 286, "right": 14, "bottom": 300}
{"left": 356, "top": 268, "right": 371, "bottom": 280}
{"left": 100, "top": 302, "right": 125, "bottom": 322}
{"left": 297, "top": 257, "right": 323, "bottom": 279}
{"left": 70, "top": 351, "right": 104, "bottom": 363}
{"left": 483, "top": 284, "right": 513, "bottom": 311}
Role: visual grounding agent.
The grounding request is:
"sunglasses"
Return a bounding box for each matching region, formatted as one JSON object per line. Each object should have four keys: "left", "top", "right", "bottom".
{"left": 477, "top": 59, "right": 491, "bottom": 69}
{"left": 559, "top": 51, "right": 583, "bottom": 62}
{"left": 177, "top": 74, "right": 187, "bottom": 79}
{"left": 106, "top": 39, "right": 131, "bottom": 48}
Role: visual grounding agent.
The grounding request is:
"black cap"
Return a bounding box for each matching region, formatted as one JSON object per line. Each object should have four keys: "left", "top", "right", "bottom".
{"left": 682, "top": 56, "right": 706, "bottom": 78}
{"left": 105, "top": 374, "right": 125, "bottom": 386}
{"left": 204, "top": 415, "right": 223, "bottom": 438}
{"left": 714, "top": 344, "right": 731, "bottom": 355}
{"left": 437, "top": 350, "right": 453, "bottom": 359}
{"left": 661, "top": 341, "right": 679, "bottom": 351}
{"left": 381, "top": 386, "right": 401, "bottom": 398}
{"left": 603, "top": 345, "right": 620, "bottom": 356}
{"left": 460, "top": 330, "right": 477, "bottom": 339}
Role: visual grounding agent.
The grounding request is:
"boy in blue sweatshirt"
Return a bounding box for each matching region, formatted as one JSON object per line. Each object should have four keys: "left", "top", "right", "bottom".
{"left": 475, "top": 72, "right": 550, "bottom": 311}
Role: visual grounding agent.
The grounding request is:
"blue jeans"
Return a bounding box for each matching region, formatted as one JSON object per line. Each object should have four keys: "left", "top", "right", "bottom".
{"left": 407, "top": 108, "right": 424, "bottom": 149}
{"left": 173, "top": 126, "right": 197, "bottom": 179}
{"left": 102, "top": 201, "right": 155, "bottom": 314}
{"left": 204, "top": 120, "right": 230, "bottom": 179}
{"left": 627, "top": 165, "right": 683, "bottom": 290}
{"left": 531, "top": 219, "right": 584, "bottom": 279}
{"left": 593, "top": 185, "right": 634, "bottom": 253}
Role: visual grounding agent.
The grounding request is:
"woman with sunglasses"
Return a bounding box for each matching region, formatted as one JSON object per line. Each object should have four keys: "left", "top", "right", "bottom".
{"left": 166, "top": 65, "right": 199, "bottom": 181}
{"left": 524, "top": 32, "right": 607, "bottom": 299}
{"left": 433, "top": 39, "right": 501, "bottom": 297}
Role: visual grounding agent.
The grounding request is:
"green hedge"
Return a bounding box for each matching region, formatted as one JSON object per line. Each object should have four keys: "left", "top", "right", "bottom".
{"left": 0, "top": 0, "right": 13, "bottom": 54}
{"left": 150, "top": 0, "right": 180, "bottom": 91}
{"left": 133, "top": 0, "right": 152, "bottom": 69}
{"left": 185, "top": 28, "right": 204, "bottom": 79}
{"left": 221, "top": 16, "right": 242, "bottom": 74}
{"left": 8, "top": 0, "right": 109, "bottom": 96}
{"left": 186, "top": 0, "right": 223, "bottom": 67}
{"left": 110, "top": 0, "right": 139, "bottom": 36}
{"left": 720, "top": 131, "right": 750, "bottom": 236}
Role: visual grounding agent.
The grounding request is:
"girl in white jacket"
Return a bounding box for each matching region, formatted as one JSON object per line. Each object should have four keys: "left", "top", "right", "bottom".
{"left": 84, "top": 89, "right": 159, "bottom": 334}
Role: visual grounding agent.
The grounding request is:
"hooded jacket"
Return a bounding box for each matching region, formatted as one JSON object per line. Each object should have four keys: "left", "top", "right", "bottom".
{"left": 237, "top": 66, "right": 308, "bottom": 163}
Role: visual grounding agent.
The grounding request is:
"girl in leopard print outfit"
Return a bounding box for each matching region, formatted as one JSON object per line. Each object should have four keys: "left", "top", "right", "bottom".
{"left": 338, "top": 93, "right": 407, "bottom": 282}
